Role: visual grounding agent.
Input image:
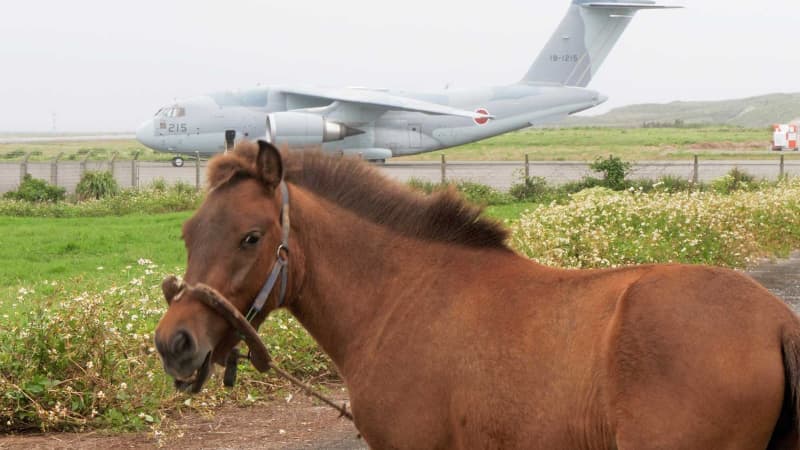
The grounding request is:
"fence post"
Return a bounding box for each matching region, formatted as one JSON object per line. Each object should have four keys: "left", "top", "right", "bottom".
{"left": 80, "top": 154, "right": 90, "bottom": 179}
{"left": 195, "top": 151, "right": 201, "bottom": 191}
{"left": 780, "top": 154, "right": 785, "bottom": 180}
{"left": 51, "top": 152, "right": 64, "bottom": 186}
{"left": 524, "top": 154, "right": 530, "bottom": 179}
{"left": 441, "top": 154, "right": 446, "bottom": 184}
{"left": 109, "top": 152, "right": 118, "bottom": 176}
{"left": 20, "top": 153, "right": 31, "bottom": 184}
{"left": 692, "top": 155, "right": 699, "bottom": 185}
{"left": 132, "top": 151, "right": 140, "bottom": 189}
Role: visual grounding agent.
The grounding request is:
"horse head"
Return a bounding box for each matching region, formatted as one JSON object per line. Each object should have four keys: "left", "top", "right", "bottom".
{"left": 154, "top": 141, "right": 296, "bottom": 392}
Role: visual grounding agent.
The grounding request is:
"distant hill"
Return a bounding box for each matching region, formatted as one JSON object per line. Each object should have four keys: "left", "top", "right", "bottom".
{"left": 563, "top": 93, "right": 800, "bottom": 129}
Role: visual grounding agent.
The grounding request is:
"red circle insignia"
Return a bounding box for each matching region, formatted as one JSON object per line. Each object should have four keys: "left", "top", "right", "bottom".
{"left": 474, "top": 108, "right": 490, "bottom": 126}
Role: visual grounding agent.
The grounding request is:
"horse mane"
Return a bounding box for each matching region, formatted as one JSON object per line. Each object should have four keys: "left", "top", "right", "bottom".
{"left": 207, "top": 142, "right": 510, "bottom": 251}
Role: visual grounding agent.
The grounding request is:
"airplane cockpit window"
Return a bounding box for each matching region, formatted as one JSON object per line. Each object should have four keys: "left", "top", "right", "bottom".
{"left": 157, "top": 107, "right": 186, "bottom": 118}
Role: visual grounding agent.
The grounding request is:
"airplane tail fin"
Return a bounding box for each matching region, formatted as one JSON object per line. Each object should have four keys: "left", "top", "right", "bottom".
{"left": 522, "top": 0, "right": 680, "bottom": 87}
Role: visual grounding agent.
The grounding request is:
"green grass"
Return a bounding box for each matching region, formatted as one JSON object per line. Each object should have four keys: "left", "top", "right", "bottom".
{"left": 0, "top": 213, "right": 189, "bottom": 313}
{"left": 0, "top": 140, "right": 167, "bottom": 162}
{"left": 0, "top": 127, "right": 790, "bottom": 162}
{"left": 397, "top": 127, "right": 782, "bottom": 161}
{"left": 485, "top": 203, "right": 537, "bottom": 222}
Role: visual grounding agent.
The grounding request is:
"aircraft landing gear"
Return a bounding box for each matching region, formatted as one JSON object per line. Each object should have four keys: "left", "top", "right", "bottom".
{"left": 171, "top": 156, "right": 185, "bottom": 168}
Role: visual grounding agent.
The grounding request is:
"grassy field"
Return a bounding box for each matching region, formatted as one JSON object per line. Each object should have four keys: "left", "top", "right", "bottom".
{"left": 397, "top": 127, "right": 780, "bottom": 161}
{"left": 0, "top": 213, "right": 189, "bottom": 313}
{"left": 0, "top": 127, "right": 791, "bottom": 163}
{"left": 0, "top": 206, "right": 526, "bottom": 315}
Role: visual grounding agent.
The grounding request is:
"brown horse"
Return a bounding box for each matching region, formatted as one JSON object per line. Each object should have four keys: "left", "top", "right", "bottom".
{"left": 155, "top": 140, "right": 800, "bottom": 449}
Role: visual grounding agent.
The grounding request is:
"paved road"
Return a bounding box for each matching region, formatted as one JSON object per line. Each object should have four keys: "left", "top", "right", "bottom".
{"left": 382, "top": 159, "right": 800, "bottom": 191}
{"left": 748, "top": 253, "right": 800, "bottom": 312}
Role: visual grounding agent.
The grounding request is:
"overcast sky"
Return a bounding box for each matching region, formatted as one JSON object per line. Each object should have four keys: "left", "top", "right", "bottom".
{"left": 1, "top": 0, "right": 797, "bottom": 132}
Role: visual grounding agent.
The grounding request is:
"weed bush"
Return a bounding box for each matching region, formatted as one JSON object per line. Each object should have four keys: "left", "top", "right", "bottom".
{"left": 653, "top": 175, "right": 696, "bottom": 193}
{"left": 3, "top": 175, "right": 66, "bottom": 203}
{"left": 406, "top": 179, "right": 512, "bottom": 205}
{"left": 76, "top": 171, "right": 120, "bottom": 201}
{"left": 509, "top": 176, "right": 551, "bottom": 202}
{"left": 406, "top": 178, "right": 438, "bottom": 195}
{"left": 589, "top": 155, "right": 632, "bottom": 190}
{"left": 0, "top": 185, "right": 203, "bottom": 217}
{"left": 0, "top": 261, "right": 332, "bottom": 432}
{"left": 148, "top": 178, "right": 168, "bottom": 192}
{"left": 455, "top": 181, "right": 513, "bottom": 205}
{"left": 711, "top": 167, "right": 758, "bottom": 194}
{"left": 512, "top": 178, "right": 800, "bottom": 269}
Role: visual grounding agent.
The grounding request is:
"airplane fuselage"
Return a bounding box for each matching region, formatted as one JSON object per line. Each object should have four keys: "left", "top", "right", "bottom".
{"left": 136, "top": 84, "right": 606, "bottom": 160}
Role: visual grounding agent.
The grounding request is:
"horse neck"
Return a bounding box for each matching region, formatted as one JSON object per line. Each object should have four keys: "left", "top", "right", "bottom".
{"left": 285, "top": 186, "right": 444, "bottom": 377}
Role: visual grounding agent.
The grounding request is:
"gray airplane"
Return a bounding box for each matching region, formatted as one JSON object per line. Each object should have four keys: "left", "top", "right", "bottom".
{"left": 136, "top": 0, "right": 679, "bottom": 166}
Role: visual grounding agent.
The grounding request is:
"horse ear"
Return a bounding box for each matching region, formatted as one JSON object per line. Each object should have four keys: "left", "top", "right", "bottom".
{"left": 256, "top": 140, "right": 283, "bottom": 190}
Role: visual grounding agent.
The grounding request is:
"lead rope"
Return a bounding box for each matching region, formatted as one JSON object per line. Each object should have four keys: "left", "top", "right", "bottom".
{"left": 162, "top": 280, "right": 355, "bottom": 423}
{"left": 227, "top": 348, "right": 353, "bottom": 421}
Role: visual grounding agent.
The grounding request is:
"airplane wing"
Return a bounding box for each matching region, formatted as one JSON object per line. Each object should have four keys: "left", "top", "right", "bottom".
{"left": 277, "top": 86, "right": 494, "bottom": 120}
{"left": 582, "top": 2, "right": 682, "bottom": 8}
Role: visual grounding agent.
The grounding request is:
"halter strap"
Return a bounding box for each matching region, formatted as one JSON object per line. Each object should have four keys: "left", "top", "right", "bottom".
{"left": 245, "top": 181, "right": 290, "bottom": 322}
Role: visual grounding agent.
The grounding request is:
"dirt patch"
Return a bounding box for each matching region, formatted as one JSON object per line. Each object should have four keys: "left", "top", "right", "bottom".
{"left": 685, "top": 141, "right": 768, "bottom": 151}
{"left": 0, "top": 387, "right": 365, "bottom": 450}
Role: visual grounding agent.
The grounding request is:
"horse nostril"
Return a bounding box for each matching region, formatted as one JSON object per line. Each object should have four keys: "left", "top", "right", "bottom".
{"left": 171, "top": 330, "right": 194, "bottom": 356}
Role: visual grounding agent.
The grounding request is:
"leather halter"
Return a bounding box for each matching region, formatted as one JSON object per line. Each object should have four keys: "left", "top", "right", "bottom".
{"left": 245, "top": 180, "right": 290, "bottom": 323}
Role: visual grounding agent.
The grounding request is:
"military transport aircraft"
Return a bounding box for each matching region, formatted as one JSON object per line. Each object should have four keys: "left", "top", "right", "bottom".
{"left": 136, "top": 0, "right": 679, "bottom": 166}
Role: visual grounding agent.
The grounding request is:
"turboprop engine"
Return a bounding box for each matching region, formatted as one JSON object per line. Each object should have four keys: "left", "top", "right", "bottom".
{"left": 266, "top": 112, "right": 363, "bottom": 147}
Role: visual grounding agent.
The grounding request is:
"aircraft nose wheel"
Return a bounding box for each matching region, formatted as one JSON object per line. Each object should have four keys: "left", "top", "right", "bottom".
{"left": 171, "top": 156, "right": 185, "bottom": 168}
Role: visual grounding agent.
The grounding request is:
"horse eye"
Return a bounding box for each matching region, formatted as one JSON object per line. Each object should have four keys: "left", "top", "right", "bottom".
{"left": 241, "top": 233, "right": 261, "bottom": 248}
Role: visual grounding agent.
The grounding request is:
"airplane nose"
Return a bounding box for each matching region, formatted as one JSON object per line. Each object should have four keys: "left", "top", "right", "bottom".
{"left": 136, "top": 119, "right": 156, "bottom": 148}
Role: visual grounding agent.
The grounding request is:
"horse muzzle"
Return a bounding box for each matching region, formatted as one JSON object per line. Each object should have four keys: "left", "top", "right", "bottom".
{"left": 154, "top": 326, "right": 213, "bottom": 393}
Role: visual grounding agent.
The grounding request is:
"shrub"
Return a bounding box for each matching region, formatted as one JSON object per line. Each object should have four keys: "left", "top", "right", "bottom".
{"left": 0, "top": 188, "right": 203, "bottom": 217}
{"left": 589, "top": 155, "right": 632, "bottom": 190}
{"left": 406, "top": 178, "right": 512, "bottom": 205}
{"left": 512, "top": 178, "right": 800, "bottom": 269}
{"left": 654, "top": 175, "right": 695, "bottom": 193}
{"left": 76, "top": 171, "right": 120, "bottom": 201}
{"left": 149, "top": 178, "right": 168, "bottom": 192}
{"left": 711, "top": 167, "right": 757, "bottom": 194}
{"left": 0, "top": 150, "right": 25, "bottom": 160}
{"left": 3, "top": 175, "right": 66, "bottom": 202}
{"left": 454, "top": 181, "right": 513, "bottom": 205}
{"left": 406, "top": 178, "right": 438, "bottom": 195}
{"left": 561, "top": 177, "right": 604, "bottom": 194}
{"left": 171, "top": 181, "right": 196, "bottom": 195}
{"left": 509, "top": 176, "right": 551, "bottom": 202}
{"left": 0, "top": 261, "right": 333, "bottom": 432}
